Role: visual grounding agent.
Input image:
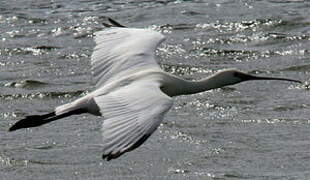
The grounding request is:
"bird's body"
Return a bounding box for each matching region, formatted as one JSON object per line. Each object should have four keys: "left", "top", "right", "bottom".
{"left": 9, "top": 19, "right": 301, "bottom": 160}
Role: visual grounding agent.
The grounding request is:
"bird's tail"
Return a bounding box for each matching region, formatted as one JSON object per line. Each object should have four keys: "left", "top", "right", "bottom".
{"left": 9, "top": 108, "right": 87, "bottom": 131}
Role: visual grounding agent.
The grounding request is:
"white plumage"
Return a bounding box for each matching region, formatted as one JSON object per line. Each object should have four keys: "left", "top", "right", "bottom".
{"left": 91, "top": 28, "right": 165, "bottom": 88}
{"left": 90, "top": 28, "right": 172, "bottom": 159}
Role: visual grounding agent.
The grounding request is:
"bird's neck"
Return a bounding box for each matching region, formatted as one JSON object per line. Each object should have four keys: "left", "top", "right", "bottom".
{"left": 161, "top": 72, "right": 235, "bottom": 97}
{"left": 177, "top": 75, "right": 231, "bottom": 96}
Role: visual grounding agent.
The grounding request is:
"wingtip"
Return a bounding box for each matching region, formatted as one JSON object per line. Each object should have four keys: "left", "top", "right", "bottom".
{"left": 102, "top": 154, "right": 115, "bottom": 161}
{"left": 102, "top": 18, "right": 127, "bottom": 28}
{"left": 8, "top": 119, "right": 28, "bottom": 132}
{"left": 8, "top": 112, "right": 56, "bottom": 132}
{"left": 102, "top": 152, "right": 123, "bottom": 161}
{"left": 102, "top": 154, "right": 112, "bottom": 161}
{"left": 8, "top": 125, "right": 17, "bottom": 132}
{"left": 108, "top": 18, "right": 127, "bottom": 28}
{"left": 102, "top": 22, "right": 113, "bottom": 28}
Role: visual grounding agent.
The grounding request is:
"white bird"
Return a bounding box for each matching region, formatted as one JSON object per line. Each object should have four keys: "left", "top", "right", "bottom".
{"left": 9, "top": 19, "right": 301, "bottom": 161}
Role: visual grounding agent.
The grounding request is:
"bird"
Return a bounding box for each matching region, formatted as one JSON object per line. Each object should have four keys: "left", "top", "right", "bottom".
{"left": 9, "top": 18, "right": 302, "bottom": 161}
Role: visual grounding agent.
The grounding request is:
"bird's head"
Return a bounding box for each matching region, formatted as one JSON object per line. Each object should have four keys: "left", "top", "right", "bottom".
{"left": 212, "top": 69, "right": 302, "bottom": 87}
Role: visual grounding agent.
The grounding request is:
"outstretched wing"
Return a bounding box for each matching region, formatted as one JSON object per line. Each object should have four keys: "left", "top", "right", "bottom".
{"left": 94, "top": 80, "right": 173, "bottom": 160}
{"left": 91, "top": 27, "right": 165, "bottom": 87}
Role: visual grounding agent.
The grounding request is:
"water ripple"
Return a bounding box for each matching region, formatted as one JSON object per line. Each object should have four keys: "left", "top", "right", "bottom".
{"left": 196, "top": 19, "right": 282, "bottom": 33}
{"left": 0, "top": 90, "right": 87, "bottom": 100}
{"left": 4, "top": 80, "right": 48, "bottom": 89}
{"left": 0, "top": 46, "right": 59, "bottom": 56}
{"left": 0, "top": 154, "right": 28, "bottom": 168}
{"left": 161, "top": 64, "right": 212, "bottom": 76}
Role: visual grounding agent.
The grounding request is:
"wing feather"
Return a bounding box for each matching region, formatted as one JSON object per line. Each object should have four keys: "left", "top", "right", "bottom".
{"left": 94, "top": 81, "right": 173, "bottom": 160}
{"left": 91, "top": 28, "right": 165, "bottom": 87}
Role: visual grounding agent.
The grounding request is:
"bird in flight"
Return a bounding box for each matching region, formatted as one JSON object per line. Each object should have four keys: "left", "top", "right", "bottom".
{"left": 9, "top": 18, "right": 301, "bottom": 161}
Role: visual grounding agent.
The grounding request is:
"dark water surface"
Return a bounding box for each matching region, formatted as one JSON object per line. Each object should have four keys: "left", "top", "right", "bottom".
{"left": 1, "top": 0, "right": 310, "bottom": 179}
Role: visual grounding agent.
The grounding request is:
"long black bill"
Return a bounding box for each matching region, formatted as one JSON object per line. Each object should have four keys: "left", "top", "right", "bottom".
{"left": 235, "top": 71, "right": 302, "bottom": 84}
{"left": 249, "top": 75, "right": 302, "bottom": 83}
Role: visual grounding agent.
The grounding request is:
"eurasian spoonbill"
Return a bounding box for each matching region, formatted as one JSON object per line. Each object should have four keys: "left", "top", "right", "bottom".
{"left": 9, "top": 18, "right": 301, "bottom": 160}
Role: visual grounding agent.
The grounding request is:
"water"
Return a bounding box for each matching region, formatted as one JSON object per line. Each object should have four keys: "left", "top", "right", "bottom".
{"left": 1, "top": 0, "right": 310, "bottom": 179}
